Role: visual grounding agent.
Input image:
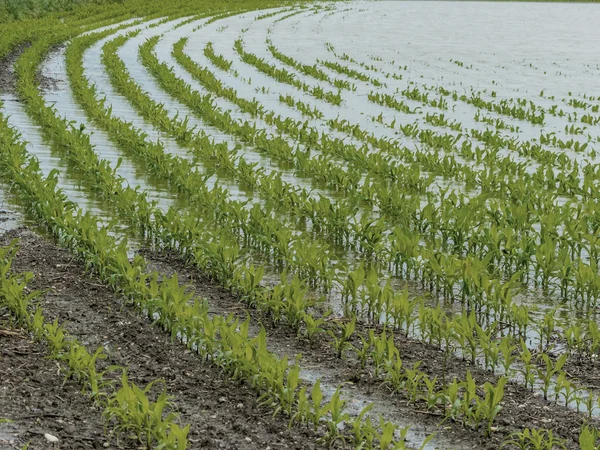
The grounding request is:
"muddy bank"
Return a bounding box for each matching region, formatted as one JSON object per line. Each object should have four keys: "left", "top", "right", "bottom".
{"left": 0, "top": 43, "right": 29, "bottom": 93}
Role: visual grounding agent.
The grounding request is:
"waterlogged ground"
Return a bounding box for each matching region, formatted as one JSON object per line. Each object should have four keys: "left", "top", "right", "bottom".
{"left": 3, "top": 1, "right": 600, "bottom": 449}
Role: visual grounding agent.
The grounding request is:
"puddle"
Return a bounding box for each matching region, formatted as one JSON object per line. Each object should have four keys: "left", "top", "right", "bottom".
{"left": 0, "top": 187, "right": 23, "bottom": 233}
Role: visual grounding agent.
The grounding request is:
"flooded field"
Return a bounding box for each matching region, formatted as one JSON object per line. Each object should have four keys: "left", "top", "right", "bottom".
{"left": 2, "top": 1, "right": 600, "bottom": 449}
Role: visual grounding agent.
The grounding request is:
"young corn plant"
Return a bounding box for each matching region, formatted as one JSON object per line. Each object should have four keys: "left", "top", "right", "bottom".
{"left": 309, "top": 379, "right": 329, "bottom": 432}
{"left": 349, "top": 404, "right": 376, "bottom": 447}
{"left": 476, "top": 377, "right": 507, "bottom": 436}
{"left": 104, "top": 372, "right": 189, "bottom": 450}
{"left": 536, "top": 354, "right": 567, "bottom": 401}
{"left": 579, "top": 425, "right": 600, "bottom": 450}
{"left": 0, "top": 241, "right": 40, "bottom": 328}
{"left": 501, "top": 428, "right": 567, "bottom": 450}
{"left": 328, "top": 316, "right": 356, "bottom": 359}
{"left": 44, "top": 318, "right": 68, "bottom": 357}
{"left": 499, "top": 336, "right": 518, "bottom": 377}
{"left": 324, "top": 386, "right": 349, "bottom": 445}
{"left": 518, "top": 341, "right": 536, "bottom": 391}
{"left": 60, "top": 344, "right": 109, "bottom": 400}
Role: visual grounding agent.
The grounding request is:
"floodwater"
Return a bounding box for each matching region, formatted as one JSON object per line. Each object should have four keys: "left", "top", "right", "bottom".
{"left": 3, "top": 3, "right": 600, "bottom": 445}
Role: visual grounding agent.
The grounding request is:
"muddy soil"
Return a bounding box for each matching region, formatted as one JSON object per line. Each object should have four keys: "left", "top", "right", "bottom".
{"left": 1, "top": 228, "right": 321, "bottom": 450}
{"left": 0, "top": 44, "right": 29, "bottom": 93}
{"left": 0, "top": 43, "right": 60, "bottom": 94}
{"left": 0, "top": 327, "right": 110, "bottom": 449}
{"left": 563, "top": 356, "right": 600, "bottom": 390}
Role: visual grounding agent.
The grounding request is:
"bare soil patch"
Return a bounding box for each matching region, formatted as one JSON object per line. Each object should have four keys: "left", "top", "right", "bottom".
{"left": 0, "top": 43, "right": 30, "bottom": 93}
{"left": 0, "top": 327, "right": 108, "bottom": 449}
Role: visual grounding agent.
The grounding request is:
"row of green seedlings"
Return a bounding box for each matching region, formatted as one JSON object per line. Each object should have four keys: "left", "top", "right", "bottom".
{"left": 516, "top": 93, "right": 599, "bottom": 124}
{"left": 68, "top": 10, "right": 600, "bottom": 402}
{"left": 474, "top": 111, "right": 521, "bottom": 133}
{"left": 540, "top": 130, "right": 591, "bottom": 151}
{"left": 504, "top": 425, "right": 600, "bottom": 450}
{"left": 162, "top": 33, "right": 600, "bottom": 320}
{"left": 59, "top": 18, "right": 600, "bottom": 442}
{"left": 369, "top": 88, "right": 448, "bottom": 111}
{"left": 68, "top": 21, "right": 600, "bottom": 428}
{"left": 233, "top": 38, "right": 343, "bottom": 105}
{"left": 561, "top": 103, "right": 600, "bottom": 128}
{"left": 459, "top": 84, "right": 599, "bottom": 127}
{"left": 565, "top": 97, "right": 600, "bottom": 113}
{"left": 319, "top": 57, "right": 388, "bottom": 86}
{"left": 38, "top": 17, "right": 580, "bottom": 442}
{"left": 479, "top": 88, "right": 600, "bottom": 127}
{"left": 459, "top": 92, "right": 545, "bottom": 125}
{"left": 422, "top": 112, "right": 462, "bottom": 132}
{"left": 326, "top": 304, "right": 600, "bottom": 448}
{"left": 0, "top": 84, "right": 429, "bottom": 450}
{"left": 0, "top": 241, "right": 190, "bottom": 449}
{"left": 324, "top": 42, "right": 404, "bottom": 81}
{"left": 130, "top": 24, "right": 600, "bottom": 344}
{"left": 336, "top": 265, "right": 600, "bottom": 418}
{"left": 471, "top": 124, "right": 590, "bottom": 157}
{"left": 335, "top": 321, "right": 510, "bottom": 439}
{"left": 370, "top": 110, "right": 462, "bottom": 133}
{"left": 278, "top": 92, "right": 324, "bottom": 119}
{"left": 252, "top": 6, "right": 299, "bottom": 22}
